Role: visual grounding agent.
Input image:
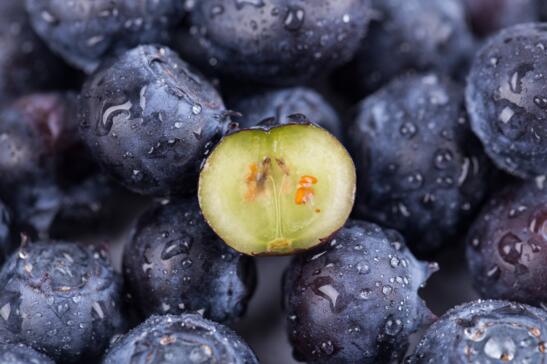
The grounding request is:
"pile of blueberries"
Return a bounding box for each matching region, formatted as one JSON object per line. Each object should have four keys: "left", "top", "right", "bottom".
{"left": 0, "top": 0, "right": 546, "bottom": 363}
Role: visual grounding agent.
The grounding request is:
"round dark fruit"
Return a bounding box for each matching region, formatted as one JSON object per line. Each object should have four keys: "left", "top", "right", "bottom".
{"left": 25, "top": 0, "right": 185, "bottom": 73}
{"left": 199, "top": 120, "right": 356, "bottom": 256}
{"left": 349, "top": 74, "right": 491, "bottom": 254}
{"left": 408, "top": 300, "right": 547, "bottom": 363}
{"left": 102, "top": 314, "right": 259, "bottom": 364}
{"left": 124, "top": 198, "right": 256, "bottom": 323}
{"left": 466, "top": 180, "right": 547, "bottom": 306}
{"left": 79, "top": 44, "right": 230, "bottom": 196}
{"left": 230, "top": 87, "right": 343, "bottom": 140}
{"left": 466, "top": 23, "right": 547, "bottom": 178}
{"left": 284, "top": 220, "right": 437, "bottom": 364}
{"left": 176, "top": 0, "right": 372, "bottom": 84}
{"left": 0, "top": 241, "right": 126, "bottom": 363}
{"left": 0, "top": 342, "right": 55, "bottom": 364}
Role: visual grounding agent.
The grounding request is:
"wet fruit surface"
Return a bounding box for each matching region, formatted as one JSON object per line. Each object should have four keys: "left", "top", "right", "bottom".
{"left": 25, "top": 0, "right": 185, "bottom": 73}
{"left": 408, "top": 300, "right": 547, "bottom": 363}
{"left": 0, "top": 241, "right": 125, "bottom": 363}
{"left": 230, "top": 87, "right": 343, "bottom": 139}
{"left": 350, "top": 0, "right": 474, "bottom": 93}
{"left": 466, "top": 181, "right": 547, "bottom": 306}
{"left": 176, "top": 0, "right": 372, "bottom": 84}
{"left": 124, "top": 198, "right": 256, "bottom": 323}
{"left": 349, "top": 74, "right": 491, "bottom": 254}
{"left": 199, "top": 121, "right": 356, "bottom": 255}
{"left": 466, "top": 23, "right": 547, "bottom": 178}
{"left": 102, "top": 314, "right": 259, "bottom": 364}
{"left": 0, "top": 342, "right": 55, "bottom": 364}
{"left": 0, "top": 201, "right": 13, "bottom": 267}
{"left": 283, "top": 220, "right": 437, "bottom": 363}
{"left": 79, "top": 45, "right": 229, "bottom": 196}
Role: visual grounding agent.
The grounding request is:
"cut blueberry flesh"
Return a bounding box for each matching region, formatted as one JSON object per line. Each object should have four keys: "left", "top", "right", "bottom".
{"left": 199, "top": 123, "right": 356, "bottom": 255}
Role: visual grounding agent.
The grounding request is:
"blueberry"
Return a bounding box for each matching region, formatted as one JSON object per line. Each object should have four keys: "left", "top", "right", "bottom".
{"left": 0, "top": 200, "right": 13, "bottom": 267}
{"left": 25, "top": 0, "right": 185, "bottom": 74}
{"left": 229, "top": 87, "right": 343, "bottom": 139}
{"left": 0, "top": 241, "right": 126, "bottom": 363}
{"left": 466, "top": 23, "right": 547, "bottom": 179}
{"left": 283, "top": 220, "right": 437, "bottom": 364}
{"left": 466, "top": 180, "right": 547, "bottom": 306}
{"left": 0, "top": 342, "right": 55, "bottom": 364}
{"left": 102, "top": 314, "right": 259, "bottom": 364}
{"left": 176, "top": 0, "right": 372, "bottom": 84}
{"left": 350, "top": 0, "right": 474, "bottom": 93}
{"left": 0, "top": 1, "right": 71, "bottom": 104}
{"left": 0, "top": 93, "right": 117, "bottom": 236}
{"left": 123, "top": 198, "right": 256, "bottom": 323}
{"left": 348, "top": 74, "right": 492, "bottom": 253}
{"left": 407, "top": 300, "right": 547, "bottom": 363}
{"left": 462, "top": 0, "right": 539, "bottom": 37}
{"left": 79, "top": 45, "right": 229, "bottom": 196}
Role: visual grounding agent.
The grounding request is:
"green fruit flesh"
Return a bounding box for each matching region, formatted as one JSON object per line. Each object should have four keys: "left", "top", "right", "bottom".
{"left": 199, "top": 124, "right": 356, "bottom": 255}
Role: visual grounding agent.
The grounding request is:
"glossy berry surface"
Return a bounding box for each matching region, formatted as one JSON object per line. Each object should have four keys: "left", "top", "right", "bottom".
{"left": 349, "top": 74, "right": 491, "bottom": 253}
{"left": 124, "top": 198, "right": 256, "bottom": 323}
{"left": 25, "top": 0, "right": 185, "bottom": 73}
{"left": 466, "top": 23, "right": 547, "bottom": 179}
{"left": 466, "top": 181, "right": 547, "bottom": 306}
{"left": 0, "top": 241, "right": 125, "bottom": 363}
{"left": 102, "top": 314, "right": 259, "bottom": 364}
{"left": 462, "top": 0, "right": 539, "bottom": 37}
{"left": 351, "top": 0, "right": 474, "bottom": 93}
{"left": 0, "top": 1, "right": 69, "bottom": 104}
{"left": 283, "top": 220, "right": 436, "bottom": 364}
{"left": 230, "top": 87, "right": 343, "bottom": 139}
{"left": 0, "top": 93, "right": 116, "bottom": 236}
{"left": 408, "top": 300, "right": 547, "bottom": 363}
{"left": 0, "top": 342, "right": 55, "bottom": 364}
{"left": 177, "top": 0, "right": 371, "bottom": 84}
{"left": 0, "top": 200, "right": 13, "bottom": 266}
{"left": 79, "top": 45, "right": 229, "bottom": 196}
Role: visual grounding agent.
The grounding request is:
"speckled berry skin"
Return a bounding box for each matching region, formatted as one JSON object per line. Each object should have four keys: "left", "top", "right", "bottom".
{"left": 25, "top": 0, "right": 185, "bottom": 73}
{"left": 0, "top": 342, "right": 55, "bottom": 364}
{"left": 230, "top": 87, "right": 343, "bottom": 139}
{"left": 123, "top": 198, "right": 256, "bottom": 323}
{"left": 102, "top": 314, "right": 259, "bottom": 364}
{"left": 349, "top": 74, "right": 491, "bottom": 254}
{"left": 283, "top": 220, "right": 436, "bottom": 364}
{"left": 466, "top": 181, "right": 547, "bottom": 307}
{"left": 351, "top": 0, "right": 474, "bottom": 93}
{"left": 466, "top": 23, "right": 547, "bottom": 179}
{"left": 79, "top": 45, "right": 229, "bottom": 196}
{"left": 0, "top": 241, "right": 126, "bottom": 363}
{"left": 407, "top": 300, "right": 547, "bottom": 363}
{"left": 176, "top": 0, "right": 371, "bottom": 84}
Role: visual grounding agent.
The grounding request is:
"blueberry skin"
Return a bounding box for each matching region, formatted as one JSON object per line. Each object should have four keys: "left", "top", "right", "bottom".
{"left": 407, "top": 300, "right": 547, "bottom": 363}
{"left": 0, "top": 93, "right": 116, "bottom": 236}
{"left": 25, "top": 0, "right": 185, "bottom": 74}
{"left": 123, "top": 198, "right": 256, "bottom": 323}
{"left": 466, "top": 23, "right": 547, "bottom": 179}
{"left": 466, "top": 181, "right": 547, "bottom": 307}
{"left": 0, "top": 1, "right": 70, "bottom": 104}
{"left": 0, "top": 342, "right": 55, "bottom": 364}
{"left": 462, "top": 0, "right": 539, "bottom": 37}
{"left": 230, "top": 87, "right": 343, "bottom": 139}
{"left": 352, "top": 0, "right": 474, "bottom": 93}
{"left": 102, "top": 314, "right": 259, "bottom": 364}
{"left": 348, "top": 74, "right": 491, "bottom": 254}
{"left": 0, "top": 241, "right": 126, "bottom": 363}
{"left": 283, "top": 220, "right": 437, "bottom": 364}
{"left": 0, "top": 201, "right": 13, "bottom": 267}
{"left": 79, "top": 45, "right": 229, "bottom": 196}
{"left": 176, "top": 0, "right": 371, "bottom": 84}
